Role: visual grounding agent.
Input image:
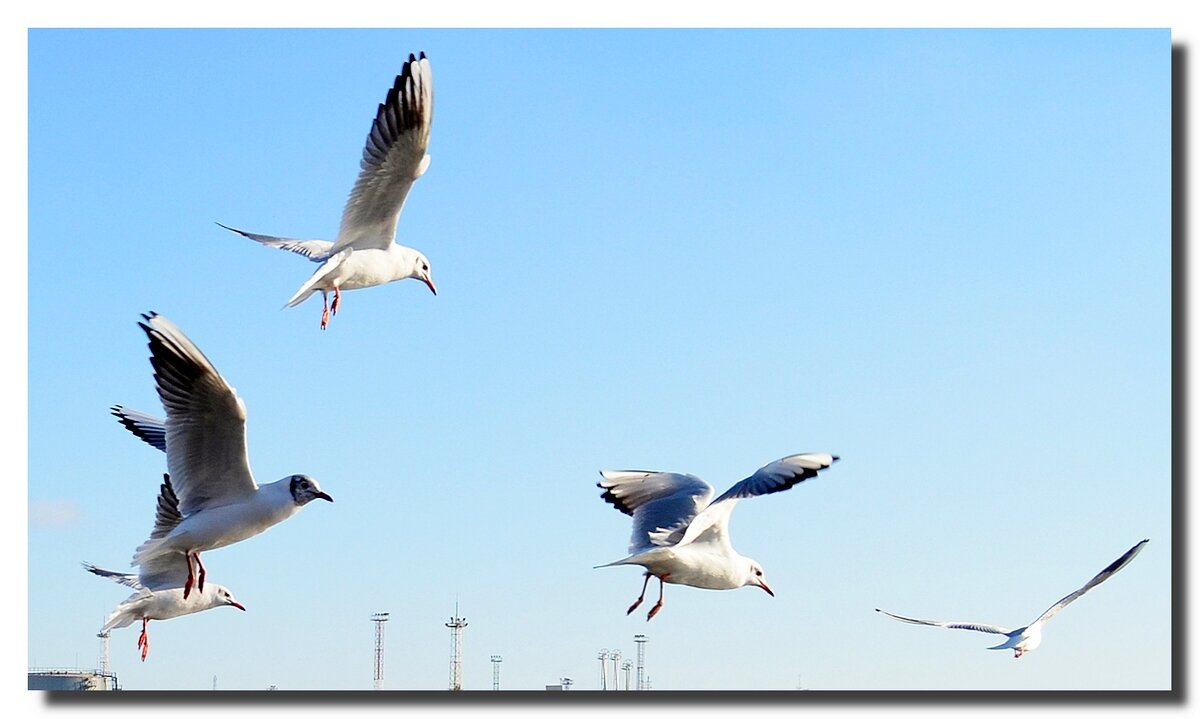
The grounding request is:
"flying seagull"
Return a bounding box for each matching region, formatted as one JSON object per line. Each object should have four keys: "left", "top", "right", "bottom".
{"left": 876, "top": 538, "right": 1149, "bottom": 658}
{"left": 218, "top": 51, "right": 436, "bottom": 330}
{"left": 596, "top": 453, "right": 839, "bottom": 620}
{"left": 121, "top": 312, "right": 332, "bottom": 600}
{"left": 85, "top": 475, "right": 246, "bottom": 661}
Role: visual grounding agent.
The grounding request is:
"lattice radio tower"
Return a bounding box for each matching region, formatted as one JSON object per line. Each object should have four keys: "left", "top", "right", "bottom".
{"left": 96, "top": 630, "right": 110, "bottom": 677}
{"left": 634, "top": 634, "right": 647, "bottom": 690}
{"left": 597, "top": 650, "right": 608, "bottom": 690}
{"left": 490, "top": 655, "right": 502, "bottom": 690}
{"left": 446, "top": 604, "right": 468, "bottom": 690}
{"left": 609, "top": 650, "right": 621, "bottom": 691}
{"left": 371, "top": 613, "right": 389, "bottom": 690}
{"left": 622, "top": 660, "right": 632, "bottom": 690}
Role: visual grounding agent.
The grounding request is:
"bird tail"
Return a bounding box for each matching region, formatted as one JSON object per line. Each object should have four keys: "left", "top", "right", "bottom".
{"left": 100, "top": 593, "right": 149, "bottom": 632}
{"left": 593, "top": 556, "right": 640, "bottom": 570}
{"left": 284, "top": 249, "right": 351, "bottom": 308}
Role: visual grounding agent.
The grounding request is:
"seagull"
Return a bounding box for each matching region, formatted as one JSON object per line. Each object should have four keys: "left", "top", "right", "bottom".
{"left": 123, "top": 312, "right": 333, "bottom": 600}
{"left": 875, "top": 538, "right": 1149, "bottom": 658}
{"left": 596, "top": 452, "right": 839, "bottom": 620}
{"left": 218, "top": 51, "right": 437, "bottom": 330}
{"left": 85, "top": 474, "right": 246, "bottom": 661}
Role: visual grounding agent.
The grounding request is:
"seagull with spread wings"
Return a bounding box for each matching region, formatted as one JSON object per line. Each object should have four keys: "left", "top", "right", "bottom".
{"left": 876, "top": 538, "right": 1149, "bottom": 658}
{"left": 218, "top": 51, "right": 437, "bottom": 330}
{"left": 85, "top": 475, "right": 246, "bottom": 661}
{"left": 596, "top": 453, "right": 839, "bottom": 620}
{"left": 118, "top": 312, "right": 332, "bottom": 601}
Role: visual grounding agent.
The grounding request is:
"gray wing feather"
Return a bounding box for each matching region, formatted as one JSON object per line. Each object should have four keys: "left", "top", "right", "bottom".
{"left": 876, "top": 608, "right": 1012, "bottom": 636}
{"left": 215, "top": 222, "right": 333, "bottom": 262}
{"left": 1032, "top": 539, "right": 1149, "bottom": 625}
{"left": 83, "top": 562, "right": 143, "bottom": 590}
{"left": 111, "top": 405, "right": 167, "bottom": 452}
{"left": 139, "top": 312, "right": 258, "bottom": 516}
{"left": 677, "top": 453, "right": 839, "bottom": 548}
{"left": 598, "top": 470, "right": 713, "bottom": 554}
{"left": 329, "top": 52, "right": 433, "bottom": 254}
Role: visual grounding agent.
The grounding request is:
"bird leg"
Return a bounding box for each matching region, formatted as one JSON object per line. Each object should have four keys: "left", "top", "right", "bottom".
{"left": 626, "top": 572, "right": 653, "bottom": 615}
{"left": 320, "top": 292, "right": 330, "bottom": 331}
{"left": 192, "top": 552, "right": 207, "bottom": 594}
{"left": 646, "top": 574, "right": 669, "bottom": 621}
{"left": 183, "top": 555, "right": 195, "bottom": 599}
{"left": 331, "top": 286, "right": 342, "bottom": 316}
{"left": 137, "top": 617, "right": 150, "bottom": 661}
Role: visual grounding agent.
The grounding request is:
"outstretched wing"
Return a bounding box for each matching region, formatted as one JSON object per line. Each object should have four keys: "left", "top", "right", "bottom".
{"left": 598, "top": 470, "right": 713, "bottom": 554}
{"left": 675, "top": 453, "right": 839, "bottom": 550}
{"left": 1032, "top": 539, "right": 1149, "bottom": 626}
{"left": 329, "top": 52, "right": 434, "bottom": 254}
{"left": 215, "top": 222, "right": 333, "bottom": 262}
{"left": 139, "top": 312, "right": 258, "bottom": 515}
{"left": 83, "top": 562, "right": 143, "bottom": 591}
{"left": 876, "top": 608, "right": 1012, "bottom": 636}
{"left": 111, "top": 405, "right": 167, "bottom": 452}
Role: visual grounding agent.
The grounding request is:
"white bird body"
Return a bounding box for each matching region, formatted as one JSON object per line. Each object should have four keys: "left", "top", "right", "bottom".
{"left": 219, "top": 51, "right": 437, "bottom": 329}
{"left": 283, "top": 244, "right": 430, "bottom": 309}
{"left": 132, "top": 479, "right": 306, "bottom": 566}
{"left": 603, "top": 545, "right": 755, "bottom": 591}
{"left": 114, "top": 313, "right": 332, "bottom": 599}
{"left": 876, "top": 538, "right": 1149, "bottom": 658}
{"left": 597, "top": 452, "right": 839, "bottom": 619}
{"left": 93, "top": 573, "right": 243, "bottom": 632}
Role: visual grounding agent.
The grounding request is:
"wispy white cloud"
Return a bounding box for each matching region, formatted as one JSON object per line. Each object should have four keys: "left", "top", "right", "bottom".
{"left": 29, "top": 500, "right": 82, "bottom": 529}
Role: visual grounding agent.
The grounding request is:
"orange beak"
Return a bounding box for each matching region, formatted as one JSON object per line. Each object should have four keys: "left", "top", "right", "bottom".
{"left": 424, "top": 277, "right": 437, "bottom": 295}
{"left": 758, "top": 581, "right": 775, "bottom": 597}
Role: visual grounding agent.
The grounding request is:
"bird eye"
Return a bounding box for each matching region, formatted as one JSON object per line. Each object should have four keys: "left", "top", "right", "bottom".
{"left": 755, "top": 570, "right": 762, "bottom": 576}
{"left": 422, "top": 263, "right": 429, "bottom": 271}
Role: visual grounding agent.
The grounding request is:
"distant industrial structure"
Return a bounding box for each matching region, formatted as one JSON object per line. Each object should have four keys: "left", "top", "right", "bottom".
{"left": 371, "top": 612, "right": 389, "bottom": 690}
{"left": 490, "top": 655, "right": 502, "bottom": 690}
{"left": 597, "top": 636, "right": 650, "bottom": 690}
{"left": 27, "top": 669, "right": 118, "bottom": 691}
{"left": 634, "top": 634, "right": 648, "bottom": 690}
{"left": 445, "top": 605, "right": 468, "bottom": 690}
{"left": 29, "top": 627, "right": 121, "bottom": 691}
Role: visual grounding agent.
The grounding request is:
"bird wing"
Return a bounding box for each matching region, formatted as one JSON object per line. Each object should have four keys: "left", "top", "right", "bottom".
{"left": 123, "top": 474, "right": 197, "bottom": 590}
{"left": 328, "top": 52, "right": 433, "bottom": 255}
{"left": 215, "top": 222, "right": 333, "bottom": 262}
{"left": 111, "top": 405, "right": 167, "bottom": 452}
{"left": 139, "top": 312, "right": 258, "bottom": 515}
{"left": 675, "top": 453, "right": 839, "bottom": 550}
{"left": 875, "top": 608, "right": 1013, "bottom": 636}
{"left": 598, "top": 470, "right": 714, "bottom": 554}
{"left": 83, "top": 562, "right": 143, "bottom": 591}
{"left": 1031, "top": 539, "right": 1149, "bottom": 626}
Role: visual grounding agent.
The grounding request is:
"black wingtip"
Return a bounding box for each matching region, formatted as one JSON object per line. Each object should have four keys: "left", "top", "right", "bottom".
{"left": 831, "top": 455, "right": 841, "bottom": 463}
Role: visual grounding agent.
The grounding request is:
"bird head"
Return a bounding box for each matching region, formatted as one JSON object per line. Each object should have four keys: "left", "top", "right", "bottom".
{"left": 289, "top": 475, "right": 333, "bottom": 505}
{"left": 414, "top": 253, "right": 436, "bottom": 295}
{"left": 213, "top": 585, "right": 246, "bottom": 612}
{"left": 744, "top": 559, "right": 775, "bottom": 597}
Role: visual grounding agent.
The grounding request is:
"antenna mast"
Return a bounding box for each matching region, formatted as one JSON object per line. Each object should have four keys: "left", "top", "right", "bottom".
{"left": 446, "top": 603, "right": 468, "bottom": 690}
{"left": 634, "top": 634, "right": 647, "bottom": 690}
{"left": 371, "top": 612, "right": 389, "bottom": 690}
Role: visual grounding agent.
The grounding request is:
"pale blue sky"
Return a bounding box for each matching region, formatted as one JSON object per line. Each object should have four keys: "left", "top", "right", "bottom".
{"left": 26, "top": 28, "right": 1170, "bottom": 692}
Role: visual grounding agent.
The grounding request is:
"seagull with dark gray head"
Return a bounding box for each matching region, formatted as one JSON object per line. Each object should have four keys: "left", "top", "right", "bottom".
{"left": 217, "top": 51, "right": 437, "bottom": 330}
{"left": 876, "top": 538, "right": 1149, "bottom": 658}
{"left": 114, "top": 312, "right": 332, "bottom": 601}
{"left": 85, "top": 474, "right": 246, "bottom": 661}
{"left": 596, "top": 453, "right": 839, "bottom": 620}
